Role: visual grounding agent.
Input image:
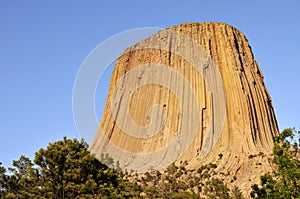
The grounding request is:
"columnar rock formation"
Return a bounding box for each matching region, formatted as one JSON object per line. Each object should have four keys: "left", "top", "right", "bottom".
{"left": 90, "top": 22, "right": 278, "bottom": 188}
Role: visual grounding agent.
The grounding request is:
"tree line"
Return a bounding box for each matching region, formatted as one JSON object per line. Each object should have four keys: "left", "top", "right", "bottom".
{"left": 1, "top": 128, "right": 299, "bottom": 198}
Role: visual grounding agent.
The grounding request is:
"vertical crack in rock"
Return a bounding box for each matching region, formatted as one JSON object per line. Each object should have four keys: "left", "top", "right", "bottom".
{"left": 90, "top": 22, "right": 279, "bottom": 190}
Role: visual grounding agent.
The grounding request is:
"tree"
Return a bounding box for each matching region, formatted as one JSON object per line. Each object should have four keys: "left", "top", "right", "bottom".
{"left": 33, "top": 137, "right": 108, "bottom": 198}
{"left": 204, "top": 178, "right": 232, "bottom": 199}
{"left": 141, "top": 162, "right": 201, "bottom": 199}
{"left": 231, "top": 185, "right": 244, "bottom": 199}
{"left": 0, "top": 136, "right": 247, "bottom": 198}
{"left": 0, "top": 137, "right": 142, "bottom": 198}
{"left": 0, "top": 156, "right": 39, "bottom": 198}
{"left": 0, "top": 162, "right": 6, "bottom": 195}
{"left": 251, "top": 128, "right": 300, "bottom": 198}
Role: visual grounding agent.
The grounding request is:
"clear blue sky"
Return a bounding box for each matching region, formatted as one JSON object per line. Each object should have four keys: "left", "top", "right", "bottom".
{"left": 1, "top": 1, "right": 299, "bottom": 168}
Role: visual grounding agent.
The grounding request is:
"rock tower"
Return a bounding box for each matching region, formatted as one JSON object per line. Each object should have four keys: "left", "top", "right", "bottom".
{"left": 90, "top": 22, "right": 278, "bottom": 183}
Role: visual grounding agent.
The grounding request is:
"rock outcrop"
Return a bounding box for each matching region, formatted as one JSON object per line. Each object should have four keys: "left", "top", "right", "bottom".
{"left": 90, "top": 22, "right": 279, "bottom": 193}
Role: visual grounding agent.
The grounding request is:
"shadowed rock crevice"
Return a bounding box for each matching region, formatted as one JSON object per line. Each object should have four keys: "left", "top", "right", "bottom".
{"left": 90, "top": 22, "right": 278, "bottom": 193}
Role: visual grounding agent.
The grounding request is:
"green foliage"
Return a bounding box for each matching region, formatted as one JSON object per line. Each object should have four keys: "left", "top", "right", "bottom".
{"left": 0, "top": 156, "right": 38, "bottom": 198}
{"left": 0, "top": 136, "right": 246, "bottom": 199}
{"left": 251, "top": 128, "right": 300, "bottom": 199}
{"left": 0, "top": 162, "right": 6, "bottom": 195}
{"left": 0, "top": 137, "right": 142, "bottom": 198}
{"left": 204, "top": 178, "right": 232, "bottom": 199}
{"left": 170, "top": 191, "right": 200, "bottom": 199}
{"left": 231, "top": 185, "right": 244, "bottom": 199}
{"left": 140, "top": 162, "right": 202, "bottom": 199}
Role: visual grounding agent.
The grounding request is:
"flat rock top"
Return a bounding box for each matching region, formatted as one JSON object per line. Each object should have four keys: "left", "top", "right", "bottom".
{"left": 90, "top": 22, "right": 278, "bottom": 195}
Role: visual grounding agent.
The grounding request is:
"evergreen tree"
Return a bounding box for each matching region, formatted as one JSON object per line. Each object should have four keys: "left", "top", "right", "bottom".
{"left": 204, "top": 178, "right": 232, "bottom": 199}
{"left": 0, "top": 137, "right": 142, "bottom": 198}
{"left": 251, "top": 128, "right": 300, "bottom": 198}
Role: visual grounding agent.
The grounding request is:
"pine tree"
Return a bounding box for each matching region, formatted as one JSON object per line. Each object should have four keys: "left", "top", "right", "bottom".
{"left": 0, "top": 137, "right": 142, "bottom": 198}
{"left": 251, "top": 128, "right": 300, "bottom": 198}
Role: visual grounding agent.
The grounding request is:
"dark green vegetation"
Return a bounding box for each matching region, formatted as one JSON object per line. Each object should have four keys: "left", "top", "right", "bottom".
{"left": 0, "top": 128, "right": 299, "bottom": 198}
{"left": 0, "top": 137, "right": 141, "bottom": 199}
{"left": 0, "top": 137, "right": 242, "bottom": 199}
{"left": 138, "top": 162, "right": 243, "bottom": 199}
{"left": 250, "top": 128, "right": 300, "bottom": 199}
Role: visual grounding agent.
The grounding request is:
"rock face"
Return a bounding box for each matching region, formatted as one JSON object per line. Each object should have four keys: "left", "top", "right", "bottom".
{"left": 90, "top": 22, "right": 278, "bottom": 190}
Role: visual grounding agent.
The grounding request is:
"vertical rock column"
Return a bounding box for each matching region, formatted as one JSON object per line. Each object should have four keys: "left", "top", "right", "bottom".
{"left": 90, "top": 22, "right": 278, "bottom": 172}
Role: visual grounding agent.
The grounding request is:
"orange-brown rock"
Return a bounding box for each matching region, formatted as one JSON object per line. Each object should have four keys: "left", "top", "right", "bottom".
{"left": 90, "top": 22, "right": 279, "bottom": 194}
